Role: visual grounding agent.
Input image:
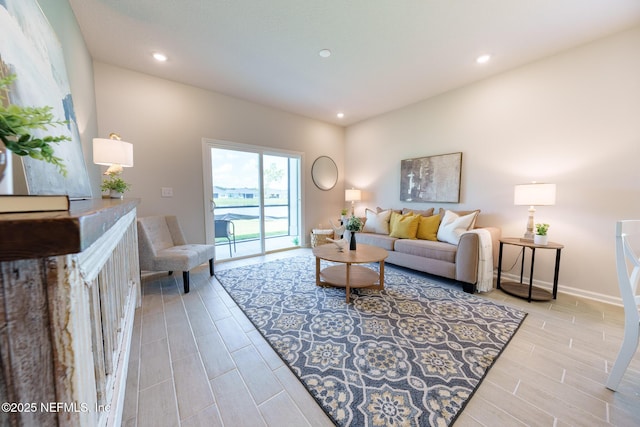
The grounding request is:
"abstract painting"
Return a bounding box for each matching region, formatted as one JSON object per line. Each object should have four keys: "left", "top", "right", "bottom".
{"left": 400, "top": 152, "right": 462, "bottom": 203}
{"left": 0, "top": 0, "right": 91, "bottom": 198}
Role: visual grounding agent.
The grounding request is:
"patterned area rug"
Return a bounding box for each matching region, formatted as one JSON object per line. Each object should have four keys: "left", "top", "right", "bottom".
{"left": 215, "top": 256, "right": 527, "bottom": 426}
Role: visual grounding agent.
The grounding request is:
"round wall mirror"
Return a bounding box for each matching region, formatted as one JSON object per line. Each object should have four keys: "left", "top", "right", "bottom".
{"left": 311, "top": 156, "right": 338, "bottom": 191}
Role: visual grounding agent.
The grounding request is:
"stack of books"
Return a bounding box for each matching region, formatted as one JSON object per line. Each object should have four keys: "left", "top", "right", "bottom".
{"left": 0, "top": 195, "right": 70, "bottom": 214}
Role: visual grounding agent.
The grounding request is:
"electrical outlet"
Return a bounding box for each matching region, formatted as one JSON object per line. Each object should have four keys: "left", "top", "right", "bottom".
{"left": 161, "top": 187, "right": 173, "bottom": 198}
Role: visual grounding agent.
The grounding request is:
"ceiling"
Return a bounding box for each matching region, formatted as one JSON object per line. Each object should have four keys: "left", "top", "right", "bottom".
{"left": 68, "top": 0, "right": 640, "bottom": 126}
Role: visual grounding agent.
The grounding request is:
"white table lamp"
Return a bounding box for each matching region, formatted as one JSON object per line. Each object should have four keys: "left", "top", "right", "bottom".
{"left": 93, "top": 133, "right": 134, "bottom": 175}
{"left": 345, "top": 188, "right": 361, "bottom": 216}
{"left": 514, "top": 183, "right": 556, "bottom": 241}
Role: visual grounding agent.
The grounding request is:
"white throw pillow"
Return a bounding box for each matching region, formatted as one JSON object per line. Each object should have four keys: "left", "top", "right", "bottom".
{"left": 362, "top": 209, "right": 392, "bottom": 234}
{"left": 437, "top": 210, "right": 478, "bottom": 245}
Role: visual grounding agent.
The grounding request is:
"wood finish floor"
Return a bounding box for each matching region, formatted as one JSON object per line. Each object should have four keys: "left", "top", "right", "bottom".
{"left": 122, "top": 249, "right": 640, "bottom": 426}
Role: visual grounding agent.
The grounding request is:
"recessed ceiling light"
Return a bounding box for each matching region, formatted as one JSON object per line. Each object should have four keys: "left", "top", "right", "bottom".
{"left": 153, "top": 52, "right": 168, "bottom": 62}
{"left": 319, "top": 49, "right": 331, "bottom": 58}
{"left": 337, "top": 112, "right": 344, "bottom": 119}
{"left": 476, "top": 54, "right": 491, "bottom": 64}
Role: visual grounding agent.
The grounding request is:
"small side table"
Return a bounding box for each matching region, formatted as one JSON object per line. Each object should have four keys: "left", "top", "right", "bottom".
{"left": 496, "top": 237, "right": 564, "bottom": 302}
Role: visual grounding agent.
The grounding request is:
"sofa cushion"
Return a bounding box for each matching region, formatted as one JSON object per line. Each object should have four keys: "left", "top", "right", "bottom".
{"left": 356, "top": 232, "right": 397, "bottom": 251}
{"left": 377, "top": 207, "right": 402, "bottom": 214}
{"left": 362, "top": 208, "right": 392, "bottom": 234}
{"left": 402, "top": 207, "right": 435, "bottom": 217}
{"left": 394, "top": 239, "right": 457, "bottom": 263}
{"left": 416, "top": 214, "right": 441, "bottom": 241}
{"left": 437, "top": 210, "right": 478, "bottom": 245}
{"left": 438, "top": 208, "right": 480, "bottom": 229}
{"left": 154, "top": 245, "right": 213, "bottom": 271}
{"left": 390, "top": 212, "right": 420, "bottom": 239}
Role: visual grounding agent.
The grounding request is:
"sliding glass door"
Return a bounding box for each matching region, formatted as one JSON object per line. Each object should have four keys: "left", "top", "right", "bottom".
{"left": 202, "top": 140, "right": 301, "bottom": 261}
{"left": 262, "top": 154, "right": 301, "bottom": 252}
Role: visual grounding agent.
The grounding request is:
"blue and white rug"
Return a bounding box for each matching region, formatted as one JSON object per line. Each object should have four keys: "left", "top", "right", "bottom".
{"left": 215, "top": 256, "right": 526, "bottom": 426}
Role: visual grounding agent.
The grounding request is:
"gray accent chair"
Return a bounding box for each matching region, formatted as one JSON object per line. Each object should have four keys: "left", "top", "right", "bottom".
{"left": 137, "top": 215, "right": 215, "bottom": 293}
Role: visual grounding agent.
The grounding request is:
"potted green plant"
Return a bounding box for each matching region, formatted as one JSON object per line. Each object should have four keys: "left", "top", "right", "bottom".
{"left": 534, "top": 223, "right": 549, "bottom": 245}
{"left": 345, "top": 215, "right": 364, "bottom": 250}
{"left": 100, "top": 173, "right": 131, "bottom": 199}
{"left": 340, "top": 208, "right": 348, "bottom": 224}
{"left": 0, "top": 74, "right": 69, "bottom": 182}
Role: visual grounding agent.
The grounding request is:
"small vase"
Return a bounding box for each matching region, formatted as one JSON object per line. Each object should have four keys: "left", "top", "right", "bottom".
{"left": 0, "top": 140, "right": 6, "bottom": 183}
{"left": 110, "top": 190, "right": 124, "bottom": 199}
{"left": 534, "top": 234, "right": 548, "bottom": 245}
{"left": 350, "top": 231, "right": 357, "bottom": 250}
{"left": 0, "top": 140, "right": 11, "bottom": 195}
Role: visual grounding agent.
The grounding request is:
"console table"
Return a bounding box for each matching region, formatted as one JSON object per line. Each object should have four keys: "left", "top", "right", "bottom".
{"left": 0, "top": 199, "right": 141, "bottom": 427}
{"left": 496, "top": 237, "right": 564, "bottom": 302}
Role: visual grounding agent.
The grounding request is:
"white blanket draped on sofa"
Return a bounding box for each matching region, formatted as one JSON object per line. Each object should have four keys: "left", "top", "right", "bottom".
{"left": 464, "top": 229, "right": 494, "bottom": 292}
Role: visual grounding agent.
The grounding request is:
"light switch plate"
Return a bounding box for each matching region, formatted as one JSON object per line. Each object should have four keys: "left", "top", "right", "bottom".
{"left": 161, "top": 187, "right": 173, "bottom": 197}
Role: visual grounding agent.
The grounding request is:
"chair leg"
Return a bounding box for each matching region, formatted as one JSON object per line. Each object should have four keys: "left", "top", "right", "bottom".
{"left": 183, "top": 271, "right": 190, "bottom": 293}
{"left": 209, "top": 259, "right": 214, "bottom": 276}
{"left": 227, "top": 238, "right": 232, "bottom": 257}
{"left": 230, "top": 221, "right": 236, "bottom": 252}
{"left": 606, "top": 325, "right": 639, "bottom": 390}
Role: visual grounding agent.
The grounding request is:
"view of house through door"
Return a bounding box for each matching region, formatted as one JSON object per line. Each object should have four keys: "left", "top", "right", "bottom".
{"left": 202, "top": 141, "right": 301, "bottom": 261}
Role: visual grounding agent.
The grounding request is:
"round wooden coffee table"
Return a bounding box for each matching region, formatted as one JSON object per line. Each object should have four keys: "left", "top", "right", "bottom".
{"left": 312, "top": 243, "right": 389, "bottom": 303}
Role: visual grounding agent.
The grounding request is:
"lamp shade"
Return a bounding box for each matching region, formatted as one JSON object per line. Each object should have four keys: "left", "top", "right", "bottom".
{"left": 514, "top": 183, "right": 556, "bottom": 206}
{"left": 345, "top": 189, "right": 361, "bottom": 202}
{"left": 93, "top": 138, "right": 134, "bottom": 167}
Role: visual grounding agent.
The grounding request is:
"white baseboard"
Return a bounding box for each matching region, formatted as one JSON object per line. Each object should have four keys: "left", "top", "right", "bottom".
{"left": 497, "top": 272, "right": 622, "bottom": 307}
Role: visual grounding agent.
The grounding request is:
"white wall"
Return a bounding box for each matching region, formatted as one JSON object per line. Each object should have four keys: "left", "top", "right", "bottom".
{"left": 34, "top": 0, "right": 640, "bottom": 302}
{"left": 345, "top": 26, "right": 640, "bottom": 302}
{"left": 93, "top": 63, "right": 345, "bottom": 244}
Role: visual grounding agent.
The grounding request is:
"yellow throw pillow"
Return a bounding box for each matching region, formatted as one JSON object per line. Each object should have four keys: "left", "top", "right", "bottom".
{"left": 416, "top": 214, "right": 441, "bottom": 241}
{"left": 389, "top": 211, "right": 402, "bottom": 233}
{"left": 389, "top": 212, "right": 421, "bottom": 239}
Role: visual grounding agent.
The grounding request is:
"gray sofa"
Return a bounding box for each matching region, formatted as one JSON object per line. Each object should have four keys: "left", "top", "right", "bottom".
{"left": 354, "top": 209, "right": 501, "bottom": 293}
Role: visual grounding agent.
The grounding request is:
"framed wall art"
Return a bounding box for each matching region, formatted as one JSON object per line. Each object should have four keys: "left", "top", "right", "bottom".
{"left": 400, "top": 152, "right": 462, "bottom": 203}
{"left": 0, "top": 0, "right": 92, "bottom": 198}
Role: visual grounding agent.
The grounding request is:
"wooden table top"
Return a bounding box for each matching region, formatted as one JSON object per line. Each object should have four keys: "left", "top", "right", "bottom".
{"left": 500, "top": 237, "right": 564, "bottom": 249}
{"left": 0, "top": 198, "right": 139, "bottom": 261}
{"left": 312, "top": 243, "right": 388, "bottom": 264}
